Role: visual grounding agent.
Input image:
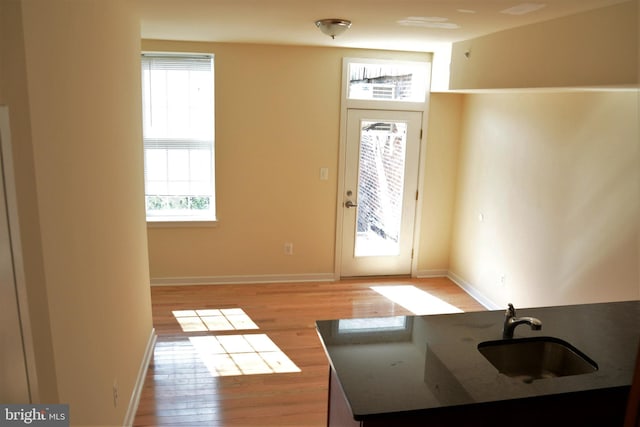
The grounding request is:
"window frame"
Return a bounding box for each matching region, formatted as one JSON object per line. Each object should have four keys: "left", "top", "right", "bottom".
{"left": 141, "top": 52, "right": 217, "bottom": 226}
{"left": 342, "top": 57, "right": 430, "bottom": 111}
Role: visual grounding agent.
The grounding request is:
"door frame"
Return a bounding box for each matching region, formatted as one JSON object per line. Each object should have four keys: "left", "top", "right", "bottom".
{"left": 340, "top": 109, "right": 423, "bottom": 277}
{"left": 334, "top": 57, "right": 432, "bottom": 279}
{"left": 0, "top": 106, "right": 37, "bottom": 402}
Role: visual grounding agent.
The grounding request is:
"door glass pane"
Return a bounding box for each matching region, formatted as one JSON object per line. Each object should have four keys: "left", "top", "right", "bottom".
{"left": 355, "top": 120, "right": 407, "bottom": 257}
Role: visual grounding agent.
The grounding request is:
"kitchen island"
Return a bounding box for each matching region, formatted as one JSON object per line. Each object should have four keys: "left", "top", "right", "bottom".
{"left": 316, "top": 301, "right": 640, "bottom": 426}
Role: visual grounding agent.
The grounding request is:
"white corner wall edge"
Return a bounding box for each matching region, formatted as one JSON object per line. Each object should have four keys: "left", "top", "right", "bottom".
{"left": 447, "top": 271, "right": 502, "bottom": 310}
{"left": 150, "top": 273, "right": 336, "bottom": 286}
{"left": 123, "top": 327, "right": 157, "bottom": 427}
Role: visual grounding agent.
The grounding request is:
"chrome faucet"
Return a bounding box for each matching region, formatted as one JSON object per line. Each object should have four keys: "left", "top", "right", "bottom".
{"left": 503, "top": 303, "right": 542, "bottom": 339}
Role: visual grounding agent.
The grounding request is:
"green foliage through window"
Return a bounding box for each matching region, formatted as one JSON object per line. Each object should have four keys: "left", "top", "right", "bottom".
{"left": 146, "top": 196, "right": 211, "bottom": 211}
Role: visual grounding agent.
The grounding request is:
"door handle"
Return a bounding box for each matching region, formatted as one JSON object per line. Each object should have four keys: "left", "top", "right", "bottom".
{"left": 344, "top": 200, "right": 358, "bottom": 208}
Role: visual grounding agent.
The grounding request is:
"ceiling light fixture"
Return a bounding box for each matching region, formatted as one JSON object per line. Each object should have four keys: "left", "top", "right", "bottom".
{"left": 315, "top": 19, "right": 352, "bottom": 39}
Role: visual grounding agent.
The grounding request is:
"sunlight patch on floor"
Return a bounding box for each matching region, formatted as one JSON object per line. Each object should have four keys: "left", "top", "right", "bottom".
{"left": 189, "top": 334, "right": 301, "bottom": 377}
{"left": 170, "top": 307, "right": 301, "bottom": 377}
{"left": 371, "top": 285, "right": 463, "bottom": 315}
{"left": 172, "top": 308, "right": 259, "bottom": 332}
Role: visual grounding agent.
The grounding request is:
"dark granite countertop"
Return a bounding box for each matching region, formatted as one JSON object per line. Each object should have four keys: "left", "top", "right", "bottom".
{"left": 316, "top": 301, "right": 640, "bottom": 420}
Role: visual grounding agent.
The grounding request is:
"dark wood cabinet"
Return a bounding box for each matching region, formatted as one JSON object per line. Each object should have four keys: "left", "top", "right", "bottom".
{"left": 328, "top": 368, "right": 361, "bottom": 427}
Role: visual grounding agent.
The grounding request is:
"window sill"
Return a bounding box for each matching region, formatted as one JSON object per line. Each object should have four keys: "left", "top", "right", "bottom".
{"left": 146, "top": 219, "right": 218, "bottom": 228}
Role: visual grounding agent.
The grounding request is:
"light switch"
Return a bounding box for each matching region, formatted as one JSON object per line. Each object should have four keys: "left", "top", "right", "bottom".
{"left": 320, "top": 167, "right": 329, "bottom": 181}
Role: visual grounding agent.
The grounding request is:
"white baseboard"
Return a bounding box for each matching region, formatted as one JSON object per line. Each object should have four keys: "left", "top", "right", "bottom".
{"left": 150, "top": 273, "right": 336, "bottom": 286}
{"left": 414, "top": 269, "right": 448, "bottom": 278}
{"left": 447, "top": 271, "right": 501, "bottom": 310}
{"left": 123, "top": 327, "right": 157, "bottom": 427}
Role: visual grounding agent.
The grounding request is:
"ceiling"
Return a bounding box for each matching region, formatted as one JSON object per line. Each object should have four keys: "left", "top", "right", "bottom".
{"left": 135, "top": 0, "right": 629, "bottom": 52}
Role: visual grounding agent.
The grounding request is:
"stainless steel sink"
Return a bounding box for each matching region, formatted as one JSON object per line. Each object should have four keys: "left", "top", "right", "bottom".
{"left": 478, "top": 336, "right": 598, "bottom": 383}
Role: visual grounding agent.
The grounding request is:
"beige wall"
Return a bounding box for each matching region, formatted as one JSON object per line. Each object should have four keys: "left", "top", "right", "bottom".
{"left": 450, "top": 1, "right": 638, "bottom": 90}
{"left": 416, "top": 93, "right": 463, "bottom": 274}
{"left": 1, "top": 0, "right": 153, "bottom": 424}
{"left": 145, "top": 39, "right": 640, "bottom": 314}
{"left": 450, "top": 90, "right": 639, "bottom": 308}
{"left": 143, "top": 40, "right": 431, "bottom": 280}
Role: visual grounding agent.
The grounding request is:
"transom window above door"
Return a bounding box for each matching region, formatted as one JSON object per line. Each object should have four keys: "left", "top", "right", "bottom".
{"left": 345, "top": 58, "right": 430, "bottom": 104}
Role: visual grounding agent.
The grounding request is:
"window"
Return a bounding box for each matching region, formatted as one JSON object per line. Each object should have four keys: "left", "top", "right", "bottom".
{"left": 141, "top": 53, "right": 215, "bottom": 222}
{"left": 346, "top": 58, "right": 429, "bottom": 103}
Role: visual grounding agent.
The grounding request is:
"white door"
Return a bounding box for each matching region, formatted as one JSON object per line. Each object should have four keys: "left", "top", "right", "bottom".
{"left": 340, "top": 109, "right": 422, "bottom": 277}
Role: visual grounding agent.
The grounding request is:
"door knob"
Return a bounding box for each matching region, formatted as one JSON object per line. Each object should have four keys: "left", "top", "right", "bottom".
{"left": 344, "top": 200, "right": 358, "bottom": 208}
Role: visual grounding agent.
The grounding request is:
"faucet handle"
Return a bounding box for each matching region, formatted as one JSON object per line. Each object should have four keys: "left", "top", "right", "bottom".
{"left": 506, "top": 303, "right": 516, "bottom": 317}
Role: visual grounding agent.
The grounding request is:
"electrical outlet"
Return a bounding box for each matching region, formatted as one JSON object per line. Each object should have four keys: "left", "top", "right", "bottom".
{"left": 112, "top": 379, "right": 119, "bottom": 408}
{"left": 320, "top": 167, "right": 329, "bottom": 181}
{"left": 284, "top": 242, "right": 293, "bottom": 255}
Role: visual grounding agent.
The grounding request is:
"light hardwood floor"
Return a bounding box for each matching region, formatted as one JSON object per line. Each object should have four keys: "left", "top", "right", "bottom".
{"left": 133, "top": 277, "right": 486, "bottom": 426}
